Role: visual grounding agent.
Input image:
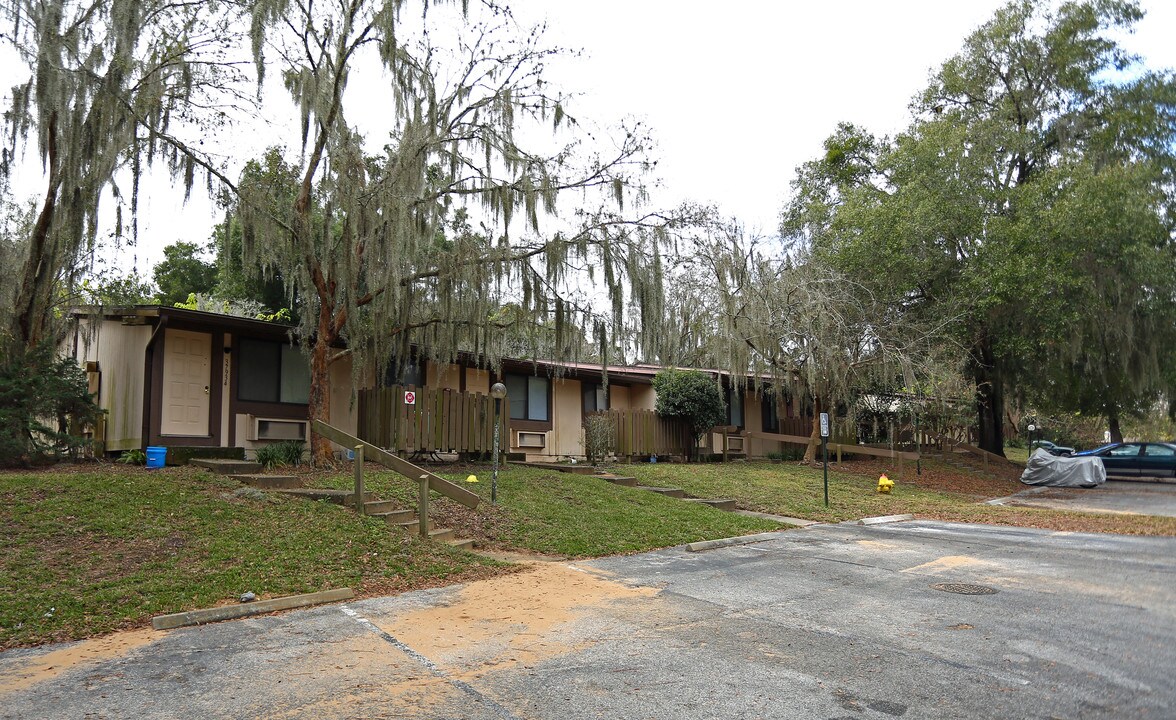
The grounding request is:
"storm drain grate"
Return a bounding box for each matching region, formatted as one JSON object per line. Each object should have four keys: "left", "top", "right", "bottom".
{"left": 930, "top": 582, "right": 998, "bottom": 596}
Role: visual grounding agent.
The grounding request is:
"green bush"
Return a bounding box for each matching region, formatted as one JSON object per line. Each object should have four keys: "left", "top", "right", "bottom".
{"left": 766, "top": 447, "right": 805, "bottom": 461}
{"left": 653, "top": 369, "right": 727, "bottom": 461}
{"left": 0, "top": 340, "right": 99, "bottom": 466}
{"left": 584, "top": 414, "right": 615, "bottom": 464}
{"left": 117, "top": 449, "right": 147, "bottom": 465}
{"left": 255, "top": 440, "right": 306, "bottom": 469}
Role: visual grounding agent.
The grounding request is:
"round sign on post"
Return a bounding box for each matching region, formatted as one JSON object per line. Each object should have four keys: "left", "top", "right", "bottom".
{"left": 404, "top": 391, "right": 416, "bottom": 405}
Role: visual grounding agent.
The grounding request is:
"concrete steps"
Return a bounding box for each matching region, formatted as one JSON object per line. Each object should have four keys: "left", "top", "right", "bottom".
{"left": 685, "top": 497, "right": 738, "bottom": 512}
{"left": 369, "top": 508, "right": 416, "bottom": 525}
{"left": 393, "top": 517, "right": 436, "bottom": 532}
{"left": 273, "top": 488, "right": 372, "bottom": 504}
{"left": 637, "top": 485, "right": 685, "bottom": 498}
{"left": 211, "top": 461, "right": 478, "bottom": 549}
{"left": 429, "top": 527, "right": 456, "bottom": 543}
{"left": 528, "top": 463, "right": 741, "bottom": 514}
{"left": 192, "top": 458, "right": 263, "bottom": 475}
{"left": 231, "top": 474, "right": 301, "bottom": 490}
{"left": 597, "top": 475, "right": 638, "bottom": 487}
{"left": 512, "top": 461, "right": 600, "bottom": 475}
{"left": 363, "top": 500, "right": 399, "bottom": 514}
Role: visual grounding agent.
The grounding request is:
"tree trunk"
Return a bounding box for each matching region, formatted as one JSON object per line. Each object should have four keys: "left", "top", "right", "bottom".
{"left": 971, "top": 334, "right": 1005, "bottom": 456}
{"left": 307, "top": 302, "right": 336, "bottom": 466}
{"left": 1107, "top": 406, "right": 1123, "bottom": 443}
{"left": 802, "top": 395, "right": 822, "bottom": 464}
{"left": 12, "top": 112, "right": 61, "bottom": 347}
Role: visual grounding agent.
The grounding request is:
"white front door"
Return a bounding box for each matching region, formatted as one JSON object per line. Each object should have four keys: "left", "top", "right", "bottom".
{"left": 161, "top": 329, "right": 211, "bottom": 436}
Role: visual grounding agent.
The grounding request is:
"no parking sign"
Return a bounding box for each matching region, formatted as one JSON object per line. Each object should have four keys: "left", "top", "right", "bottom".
{"left": 404, "top": 390, "right": 416, "bottom": 405}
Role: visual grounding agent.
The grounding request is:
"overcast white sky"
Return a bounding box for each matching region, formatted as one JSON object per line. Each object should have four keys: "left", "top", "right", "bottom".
{"left": 9, "top": 0, "right": 1176, "bottom": 272}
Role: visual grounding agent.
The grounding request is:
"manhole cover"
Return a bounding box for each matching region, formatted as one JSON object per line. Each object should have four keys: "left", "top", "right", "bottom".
{"left": 930, "top": 582, "right": 998, "bottom": 595}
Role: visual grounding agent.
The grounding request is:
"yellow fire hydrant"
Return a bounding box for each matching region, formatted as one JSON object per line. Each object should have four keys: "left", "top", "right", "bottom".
{"left": 876, "top": 473, "right": 894, "bottom": 494}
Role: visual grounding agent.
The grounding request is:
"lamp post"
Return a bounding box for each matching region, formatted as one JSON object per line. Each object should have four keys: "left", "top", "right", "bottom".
{"left": 490, "top": 382, "right": 507, "bottom": 504}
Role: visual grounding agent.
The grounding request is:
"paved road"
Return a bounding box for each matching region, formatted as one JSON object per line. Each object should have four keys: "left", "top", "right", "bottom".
{"left": 1002, "top": 479, "right": 1176, "bottom": 518}
{"left": 3, "top": 521, "right": 1175, "bottom": 719}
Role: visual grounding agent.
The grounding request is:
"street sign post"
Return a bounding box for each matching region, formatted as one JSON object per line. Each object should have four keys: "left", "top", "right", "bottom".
{"left": 820, "top": 412, "right": 830, "bottom": 507}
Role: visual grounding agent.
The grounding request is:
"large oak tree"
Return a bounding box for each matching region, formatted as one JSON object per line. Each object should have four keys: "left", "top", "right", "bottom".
{"left": 239, "top": 0, "right": 673, "bottom": 461}
{"left": 782, "top": 0, "right": 1176, "bottom": 453}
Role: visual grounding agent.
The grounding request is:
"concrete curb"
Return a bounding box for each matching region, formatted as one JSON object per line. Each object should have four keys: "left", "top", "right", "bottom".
{"left": 986, "top": 487, "right": 1049, "bottom": 505}
{"left": 733, "top": 509, "right": 820, "bottom": 527}
{"left": 685, "top": 531, "right": 785, "bottom": 553}
{"left": 853, "top": 513, "right": 915, "bottom": 526}
{"left": 152, "top": 588, "right": 355, "bottom": 630}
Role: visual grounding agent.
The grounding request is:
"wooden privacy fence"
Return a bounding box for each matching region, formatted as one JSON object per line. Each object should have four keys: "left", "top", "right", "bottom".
{"left": 588, "top": 409, "right": 693, "bottom": 458}
{"left": 357, "top": 385, "right": 507, "bottom": 455}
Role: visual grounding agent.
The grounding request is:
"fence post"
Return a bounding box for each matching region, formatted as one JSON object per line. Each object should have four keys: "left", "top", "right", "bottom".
{"left": 354, "top": 445, "right": 365, "bottom": 514}
{"left": 418, "top": 474, "right": 429, "bottom": 538}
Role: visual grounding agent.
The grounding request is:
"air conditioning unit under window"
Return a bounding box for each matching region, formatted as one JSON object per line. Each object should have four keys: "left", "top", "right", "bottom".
{"left": 516, "top": 431, "right": 547, "bottom": 448}
{"left": 726, "top": 435, "right": 746, "bottom": 453}
{"left": 247, "top": 416, "right": 308, "bottom": 442}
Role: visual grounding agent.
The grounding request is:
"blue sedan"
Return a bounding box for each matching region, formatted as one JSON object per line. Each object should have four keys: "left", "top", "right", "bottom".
{"left": 1073, "top": 442, "right": 1176, "bottom": 478}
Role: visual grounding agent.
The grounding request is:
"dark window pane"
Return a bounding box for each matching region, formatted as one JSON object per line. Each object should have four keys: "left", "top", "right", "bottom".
{"left": 762, "top": 393, "right": 779, "bottom": 432}
{"left": 729, "top": 389, "right": 743, "bottom": 427}
{"left": 505, "top": 374, "right": 527, "bottom": 419}
{"left": 238, "top": 338, "right": 280, "bottom": 402}
{"left": 279, "top": 344, "right": 311, "bottom": 404}
{"left": 582, "top": 383, "right": 607, "bottom": 413}
{"left": 528, "top": 377, "right": 549, "bottom": 421}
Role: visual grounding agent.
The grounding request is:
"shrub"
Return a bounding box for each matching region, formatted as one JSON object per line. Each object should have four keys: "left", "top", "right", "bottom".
{"left": 0, "top": 340, "right": 99, "bottom": 466}
{"left": 653, "top": 369, "right": 726, "bottom": 461}
{"left": 117, "top": 449, "right": 147, "bottom": 465}
{"left": 766, "top": 447, "right": 805, "bottom": 461}
{"left": 255, "top": 440, "right": 306, "bottom": 469}
{"left": 584, "top": 414, "right": 615, "bottom": 464}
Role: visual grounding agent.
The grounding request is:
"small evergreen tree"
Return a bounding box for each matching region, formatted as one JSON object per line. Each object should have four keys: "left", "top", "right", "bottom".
{"left": 0, "top": 339, "right": 99, "bottom": 465}
{"left": 653, "top": 369, "right": 726, "bottom": 461}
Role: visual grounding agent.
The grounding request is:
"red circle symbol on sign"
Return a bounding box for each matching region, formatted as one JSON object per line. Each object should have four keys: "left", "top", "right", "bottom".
{"left": 404, "top": 391, "right": 416, "bottom": 405}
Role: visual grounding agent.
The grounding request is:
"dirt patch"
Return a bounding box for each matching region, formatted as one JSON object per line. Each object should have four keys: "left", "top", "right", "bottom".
{"left": 379, "top": 562, "right": 658, "bottom": 678}
{"left": 0, "top": 628, "right": 160, "bottom": 696}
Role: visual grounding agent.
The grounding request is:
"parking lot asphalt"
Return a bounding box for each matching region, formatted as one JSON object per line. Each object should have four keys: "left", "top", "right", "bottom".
{"left": 1001, "top": 479, "right": 1176, "bottom": 518}
{"left": 2, "top": 520, "right": 1174, "bottom": 719}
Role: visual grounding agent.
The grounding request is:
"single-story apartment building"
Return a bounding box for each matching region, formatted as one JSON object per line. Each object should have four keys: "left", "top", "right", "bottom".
{"left": 68, "top": 305, "right": 808, "bottom": 461}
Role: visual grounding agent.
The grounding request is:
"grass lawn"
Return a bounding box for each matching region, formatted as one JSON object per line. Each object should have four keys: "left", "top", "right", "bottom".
{"left": 1003, "top": 446, "right": 1030, "bottom": 464}
{"left": 11, "top": 452, "right": 1163, "bottom": 651}
{"left": 0, "top": 465, "right": 511, "bottom": 650}
{"left": 621, "top": 457, "right": 1176, "bottom": 536}
{"left": 308, "top": 465, "right": 780, "bottom": 557}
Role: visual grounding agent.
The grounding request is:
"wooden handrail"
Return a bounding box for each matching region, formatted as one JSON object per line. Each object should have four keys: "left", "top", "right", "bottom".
{"left": 313, "top": 420, "right": 481, "bottom": 509}
{"left": 746, "top": 430, "right": 920, "bottom": 461}
{"left": 921, "top": 429, "right": 1015, "bottom": 466}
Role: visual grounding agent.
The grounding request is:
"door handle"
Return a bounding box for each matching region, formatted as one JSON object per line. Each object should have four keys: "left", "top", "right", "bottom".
{"left": 204, "top": 385, "right": 210, "bottom": 395}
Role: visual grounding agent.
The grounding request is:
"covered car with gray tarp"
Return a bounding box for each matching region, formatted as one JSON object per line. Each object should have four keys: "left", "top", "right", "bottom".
{"left": 1020, "top": 448, "right": 1106, "bottom": 488}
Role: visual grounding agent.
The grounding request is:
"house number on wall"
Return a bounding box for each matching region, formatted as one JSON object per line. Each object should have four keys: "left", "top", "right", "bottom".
{"left": 224, "top": 355, "right": 230, "bottom": 387}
